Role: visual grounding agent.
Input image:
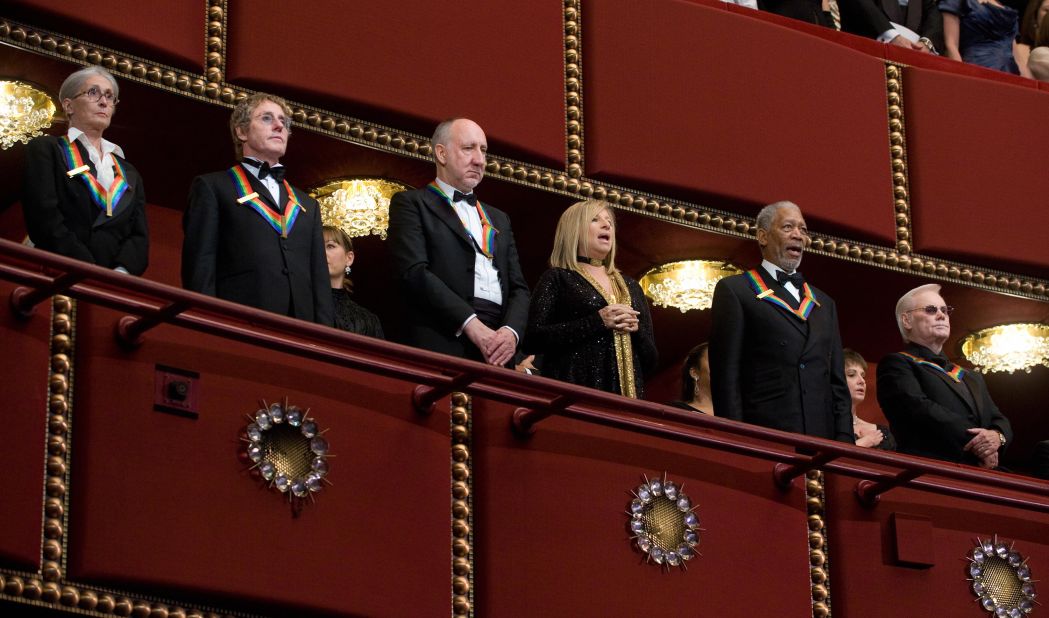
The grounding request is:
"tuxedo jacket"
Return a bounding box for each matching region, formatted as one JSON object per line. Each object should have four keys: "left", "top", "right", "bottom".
{"left": 877, "top": 343, "right": 1012, "bottom": 465}
{"left": 709, "top": 269, "right": 852, "bottom": 442}
{"left": 387, "top": 187, "right": 529, "bottom": 358}
{"left": 21, "top": 134, "right": 149, "bottom": 274}
{"left": 758, "top": 0, "right": 832, "bottom": 27}
{"left": 181, "top": 168, "right": 334, "bottom": 326}
{"left": 838, "top": 0, "right": 944, "bottom": 51}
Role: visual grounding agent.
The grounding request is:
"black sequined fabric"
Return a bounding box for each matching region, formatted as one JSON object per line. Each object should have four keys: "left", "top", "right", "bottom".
{"left": 331, "top": 288, "right": 385, "bottom": 339}
{"left": 525, "top": 268, "right": 657, "bottom": 398}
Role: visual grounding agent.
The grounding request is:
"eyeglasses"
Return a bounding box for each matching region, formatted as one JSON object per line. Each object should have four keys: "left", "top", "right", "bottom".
{"left": 73, "top": 85, "right": 118, "bottom": 105}
{"left": 906, "top": 305, "right": 954, "bottom": 316}
{"left": 254, "top": 111, "right": 291, "bottom": 130}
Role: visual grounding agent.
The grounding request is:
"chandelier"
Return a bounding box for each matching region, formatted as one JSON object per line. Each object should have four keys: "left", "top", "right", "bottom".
{"left": 311, "top": 177, "right": 411, "bottom": 240}
{"left": 639, "top": 260, "right": 742, "bottom": 312}
{"left": 0, "top": 80, "right": 56, "bottom": 150}
{"left": 960, "top": 323, "right": 1049, "bottom": 374}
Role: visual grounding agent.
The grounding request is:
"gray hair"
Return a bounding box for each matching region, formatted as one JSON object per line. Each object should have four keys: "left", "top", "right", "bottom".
{"left": 895, "top": 283, "right": 941, "bottom": 340}
{"left": 431, "top": 117, "right": 466, "bottom": 152}
{"left": 755, "top": 200, "right": 799, "bottom": 232}
{"left": 59, "top": 65, "right": 119, "bottom": 104}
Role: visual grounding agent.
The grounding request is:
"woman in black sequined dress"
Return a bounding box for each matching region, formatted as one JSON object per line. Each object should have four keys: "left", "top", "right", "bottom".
{"left": 525, "top": 200, "right": 657, "bottom": 398}
{"left": 324, "top": 226, "right": 384, "bottom": 339}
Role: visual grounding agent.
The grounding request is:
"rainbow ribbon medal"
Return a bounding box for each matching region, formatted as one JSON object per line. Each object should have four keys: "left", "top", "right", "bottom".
{"left": 745, "top": 269, "right": 819, "bottom": 321}
{"left": 897, "top": 351, "right": 966, "bottom": 382}
{"left": 228, "top": 165, "right": 304, "bottom": 238}
{"left": 60, "top": 136, "right": 129, "bottom": 217}
{"left": 427, "top": 183, "right": 497, "bottom": 258}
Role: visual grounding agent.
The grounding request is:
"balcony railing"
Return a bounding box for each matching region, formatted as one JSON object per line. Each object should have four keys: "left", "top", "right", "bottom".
{"left": 2, "top": 237, "right": 1047, "bottom": 514}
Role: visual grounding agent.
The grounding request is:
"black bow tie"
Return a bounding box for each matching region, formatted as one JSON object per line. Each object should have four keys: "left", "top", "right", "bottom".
{"left": 453, "top": 190, "right": 477, "bottom": 206}
{"left": 242, "top": 159, "right": 286, "bottom": 182}
{"left": 776, "top": 270, "right": 805, "bottom": 288}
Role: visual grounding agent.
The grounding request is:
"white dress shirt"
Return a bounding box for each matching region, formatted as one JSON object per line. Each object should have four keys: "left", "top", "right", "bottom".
{"left": 68, "top": 127, "right": 124, "bottom": 188}
{"left": 241, "top": 157, "right": 284, "bottom": 205}
{"left": 762, "top": 259, "right": 801, "bottom": 302}
{"left": 433, "top": 178, "right": 518, "bottom": 341}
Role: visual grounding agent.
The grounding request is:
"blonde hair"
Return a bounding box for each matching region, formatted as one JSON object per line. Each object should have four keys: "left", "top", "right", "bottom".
{"left": 549, "top": 199, "right": 619, "bottom": 275}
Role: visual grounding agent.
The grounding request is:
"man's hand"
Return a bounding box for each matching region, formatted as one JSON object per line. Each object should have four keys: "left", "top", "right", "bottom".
{"left": 463, "top": 320, "right": 517, "bottom": 366}
{"left": 890, "top": 35, "right": 929, "bottom": 53}
{"left": 463, "top": 318, "right": 495, "bottom": 359}
{"left": 977, "top": 452, "right": 999, "bottom": 469}
{"left": 484, "top": 327, "right": 517, "bottom": 367}
{"left": 963, "top": 428, "right": 1002, "bottom": 462}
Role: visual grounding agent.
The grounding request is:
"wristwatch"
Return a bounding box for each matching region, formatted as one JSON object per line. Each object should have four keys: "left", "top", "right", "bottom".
{"left": 996, "top": 431, "right": 1007, "bottom": 447}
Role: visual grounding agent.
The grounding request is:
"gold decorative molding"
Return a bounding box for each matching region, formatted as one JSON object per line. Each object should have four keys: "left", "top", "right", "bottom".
{"left": 450, "top": 393, "right": 474, "bottom": 618}
{"left": 43, "top": 295, "right": 74, "bottom": 583}
{"left": 0, "top": 294, "right": 263, "bottom": 616}
{"left": 564, "top": 0, "right": 583, "bottom": 177}
{"left": 885, "top": 63, "right": 913, "bottom": 255}
{"left": 0, "top": 17, "right": 1046, "bottom": 303}
{"left": 206, "top": 0, "right": 226, "bottom": 85}
{"left": 806, "top": 470, "right": 831, "bottom": 617}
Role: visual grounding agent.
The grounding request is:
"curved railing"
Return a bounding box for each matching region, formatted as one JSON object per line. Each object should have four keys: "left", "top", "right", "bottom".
{"left": 2, "top": 237, "right": 1047, "bottom": 514}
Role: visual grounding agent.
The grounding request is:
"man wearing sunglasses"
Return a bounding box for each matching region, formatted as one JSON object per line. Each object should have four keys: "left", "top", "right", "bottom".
{"left": 877, "top": 283, "right": 1011, "bottom": 468}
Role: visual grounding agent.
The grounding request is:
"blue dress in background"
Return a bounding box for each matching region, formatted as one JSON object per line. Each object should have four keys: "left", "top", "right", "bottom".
{"left": 939, "top": 0, "right": 1020, "bottom": 74}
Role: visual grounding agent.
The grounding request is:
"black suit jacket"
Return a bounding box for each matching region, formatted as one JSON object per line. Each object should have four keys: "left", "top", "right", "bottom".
{"left": 877, "top": 343, "right": 1012, "bottom": 465}
{"left": 758, "top": 0, "right": 832, "bottom": 27}
{"left": 387, "top": 187, "right": 529, "bottom": 358}
{"left": 181, "top": 168, "right": 333, "bottom": 326}
{"left": 838, "top": 0, "right": 944, "bottom": 52}
{"left": 709, "top": 268, "right": 852, "bottom": 442}
{"left": 21, "top": 134, "right": 149, "bottom": 274}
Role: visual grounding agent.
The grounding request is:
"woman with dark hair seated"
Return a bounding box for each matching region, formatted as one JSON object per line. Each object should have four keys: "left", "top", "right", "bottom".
{"left": 844, "top": 348, "right": 896, "bottom": 450}
{"left": 323, "top": 226, "right": 384, "bottom": 338}
{"left": 22, "top": 65, "right": 148, "bottom": 274}
{"left": 525, "top": 199, "right": 657, "bottom": 399}
{"left": 670, "top": 343, "right": 714, "bottom": 415}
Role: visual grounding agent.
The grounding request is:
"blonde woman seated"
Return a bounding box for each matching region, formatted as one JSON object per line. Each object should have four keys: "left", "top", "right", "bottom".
{"left": 525, "top": 200, "right": 657, "bottom": 398}
{"left": 844, "top": 348, "right": 896, "bottom": 450}
{"left": 324, "top": 226, "right": 384, "bottom": 338}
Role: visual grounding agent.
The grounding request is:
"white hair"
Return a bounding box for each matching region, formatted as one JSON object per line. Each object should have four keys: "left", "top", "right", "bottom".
{"left": 59, "top": 65, "right": 119, "bottom": 104}
{"left": 755, "top": 200, "right": 799, "bottom": 232}
{"left": 895, "top": 283, "right": 941, "bottom": 341}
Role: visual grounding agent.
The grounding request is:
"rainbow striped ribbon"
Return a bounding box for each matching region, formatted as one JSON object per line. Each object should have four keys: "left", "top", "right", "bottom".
{"left": 897, "top": 351, "right": 966, "bottom": 382}
{"left": 427, "top": 182, "right": 497, "bottom": 259}
{"left": 745, "top": 269, "right": 819, "bottom": 321}
{"left": 228, "top": 165, "right": 303, "bottom": 238}
{"left": 60, "top": 136, "right": 129, "bottom": 217}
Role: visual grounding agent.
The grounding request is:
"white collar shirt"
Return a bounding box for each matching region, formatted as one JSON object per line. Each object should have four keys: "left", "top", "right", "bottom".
{"left": 241, "top": 157, "right": 283, "bottom": 205}
{"left": 435, "top": 178, "right": 502, "bottom": 306}
{"left": 67, "top": 127, "right": 124, "bottom": 189}
{"left": 762, "top": 259, "right": 801, "bottom": 302}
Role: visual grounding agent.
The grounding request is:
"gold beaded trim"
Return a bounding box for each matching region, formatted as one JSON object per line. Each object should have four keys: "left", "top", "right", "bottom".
{"left": 564, "top": 0, "right": 583, "bottom": 177}
{"left": 206, "top": 1, "right": 226, "bottom": 86}
{"left": 885, "top": 63, "right": 913, "bottom": 255}
{"left": 0, "top": 295, "right": 260, "bottom": 616}
{"left": 450, "top": 393, "right": 474, "bottom": 617}
{"left": 0, "top": 17, "right": 1045, "bottom": 302}
{"left": 806, "top": 470, "right": 831, "bottom": 617}
{"left": 43, "top": 295, "right": 74, "bottom": 582}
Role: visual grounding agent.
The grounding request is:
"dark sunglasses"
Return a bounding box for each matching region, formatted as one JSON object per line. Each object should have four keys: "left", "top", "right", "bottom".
{"left": 907, "top": 305, "right": 954, "bottom": 316}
